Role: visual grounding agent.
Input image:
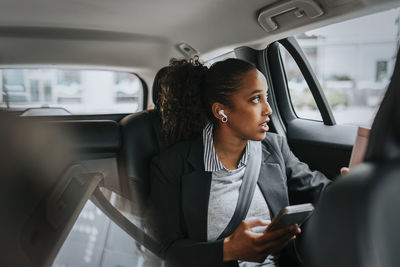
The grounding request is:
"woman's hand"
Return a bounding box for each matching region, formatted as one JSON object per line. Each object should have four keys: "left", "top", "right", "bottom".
{"left": 340, "top": 167, "right": 350, "bottom": 174}
{"left": 223, "top": 219, "right": 300, "bottom": 263}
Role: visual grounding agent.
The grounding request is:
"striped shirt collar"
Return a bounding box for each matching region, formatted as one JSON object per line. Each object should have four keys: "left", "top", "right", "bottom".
{"left": 202, "top": 122, "right": 249, "bottom": 172}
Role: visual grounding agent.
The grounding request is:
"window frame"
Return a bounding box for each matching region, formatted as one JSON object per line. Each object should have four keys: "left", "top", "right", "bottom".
{"left": 264, "top": 38, "right": 357, "bottom": 178}
{"left": 267, "top": 37, "right": 336, "bottom": 126}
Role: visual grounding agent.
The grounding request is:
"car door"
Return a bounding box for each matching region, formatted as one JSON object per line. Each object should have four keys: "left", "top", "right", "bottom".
{"left": 238, "top": 3, "right": 399, "bottom": 180}
{"left": 260, "top": 10, "right": 397, "bottom": 179}
{"left": 264, "top": 37, "right": 358, "bottom": 179}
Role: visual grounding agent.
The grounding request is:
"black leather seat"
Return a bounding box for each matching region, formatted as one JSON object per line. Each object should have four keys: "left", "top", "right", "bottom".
{"left": 118, "top": 67, "right": 168, "bottom": 216}
{"left": 119, "top": 109, "right": 164, "bottom": 214}
{"left": 302, "top": 48, "right": 400, "bottom": 267}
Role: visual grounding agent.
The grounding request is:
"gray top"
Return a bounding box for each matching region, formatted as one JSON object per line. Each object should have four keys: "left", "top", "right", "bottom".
{"left": 203, "top": 124, "right": 277, "bottom": 266}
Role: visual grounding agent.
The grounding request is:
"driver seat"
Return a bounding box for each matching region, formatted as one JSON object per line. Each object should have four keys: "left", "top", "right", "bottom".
{"left": 302, "top": 47, "right": 400, "bottom": 267}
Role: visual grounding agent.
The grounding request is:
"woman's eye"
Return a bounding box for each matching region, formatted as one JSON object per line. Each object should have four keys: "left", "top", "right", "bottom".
{"left": 251, "top": 96, "right": 260, "bottom": 103}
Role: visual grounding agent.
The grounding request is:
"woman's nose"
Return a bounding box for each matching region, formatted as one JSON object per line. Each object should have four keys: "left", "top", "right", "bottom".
{"left": 264, "top": 101, "right": 272, "bottom": 116}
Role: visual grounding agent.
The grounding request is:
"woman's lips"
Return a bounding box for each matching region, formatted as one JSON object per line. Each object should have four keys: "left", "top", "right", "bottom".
{"left": 260, "top": 121, "right": 269, "bottom": 132}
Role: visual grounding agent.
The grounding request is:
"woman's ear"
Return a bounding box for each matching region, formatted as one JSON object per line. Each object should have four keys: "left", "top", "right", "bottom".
{"left": 212, "top": 102, "right": 228, "bottom": 122}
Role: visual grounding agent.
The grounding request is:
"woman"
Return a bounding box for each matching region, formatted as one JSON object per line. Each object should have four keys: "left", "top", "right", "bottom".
{"left": 147, "top": 58, "right": 331, "bottom": 267}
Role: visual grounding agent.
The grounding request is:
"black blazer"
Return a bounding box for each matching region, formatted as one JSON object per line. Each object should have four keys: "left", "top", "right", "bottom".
{"left": 147, "top": 133, "right": 331, "bottom": 267}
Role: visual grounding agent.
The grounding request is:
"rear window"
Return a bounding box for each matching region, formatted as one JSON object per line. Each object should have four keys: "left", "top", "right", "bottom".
{"left": 0, "top": 69, "right": 144, "bottom": 115}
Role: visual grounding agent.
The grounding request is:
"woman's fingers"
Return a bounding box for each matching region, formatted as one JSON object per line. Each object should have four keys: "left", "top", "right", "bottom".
{"left": 341, "top": 167, "right": 350, "bottom": 174}
{"left": 224, "top": 219, "right": 272, "bottom": 262}
{"left": 268, "top": 235, "right": 296, "bottom": 255}
{"left": 260, "top": 228, "right": 298, "bottom": 254}
{"left": 225, "top": 220, "right": 301, "bottom": 262}
{"left": 260, "top": 224, "right": 299, "bottom": 242}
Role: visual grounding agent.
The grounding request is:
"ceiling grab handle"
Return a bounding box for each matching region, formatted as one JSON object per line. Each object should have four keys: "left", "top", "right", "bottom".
{"left": 258, "top": 0, "right": 324, "bottom": 32}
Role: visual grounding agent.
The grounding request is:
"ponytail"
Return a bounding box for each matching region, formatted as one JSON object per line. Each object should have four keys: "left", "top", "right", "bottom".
{"left": 158, "top": 58, "right": 208, "bottom": 146}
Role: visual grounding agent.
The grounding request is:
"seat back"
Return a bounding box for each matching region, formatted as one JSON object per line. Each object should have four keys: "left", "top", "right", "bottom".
{"left": 118, "top": 66, "right": 167, "bottom": 215}
{"left": 303, "top": 47, "right": 400, "bottom": 267}
{"left": 119, "top": 109, "right": 164, "bottom": 215}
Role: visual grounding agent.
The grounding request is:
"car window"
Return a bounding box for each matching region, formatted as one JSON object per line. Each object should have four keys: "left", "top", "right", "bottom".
{"left": 282, "top": 7, "right": 400, "bottom": 127}
{"left": 279, "top": 45, "right": 323, "bottom": 121}
{"left": 0, "top": 69, "right": 144, "bottom": 114}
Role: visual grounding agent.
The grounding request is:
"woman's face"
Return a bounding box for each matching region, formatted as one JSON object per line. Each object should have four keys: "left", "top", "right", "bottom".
{"left": 223, "top": 69, "right": 272, "bottom": 141}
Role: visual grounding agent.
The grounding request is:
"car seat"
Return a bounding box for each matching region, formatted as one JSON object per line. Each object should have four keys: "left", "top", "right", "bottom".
{"left": 118, "top": 66, "right": 168, "bottom": 216}
{"left": 302, "top": 47, "right": 400, "bottom": 267}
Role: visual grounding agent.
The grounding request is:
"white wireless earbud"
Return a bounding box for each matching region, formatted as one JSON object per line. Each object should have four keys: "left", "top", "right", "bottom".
{"left": 218, "top": 110, "right": 228, "bottom": 123}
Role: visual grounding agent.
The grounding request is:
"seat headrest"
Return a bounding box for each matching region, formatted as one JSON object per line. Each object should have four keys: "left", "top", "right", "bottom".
{"left": 152, "top": 66, "right": 169, "bottom": 108}
{"left": 365, "top": 47, "right": 400, "bottom": 163}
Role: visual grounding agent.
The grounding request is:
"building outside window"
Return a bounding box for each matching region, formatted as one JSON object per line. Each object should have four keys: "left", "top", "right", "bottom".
{"left": 282, "top": 7, "right": 400, "bottom": 127}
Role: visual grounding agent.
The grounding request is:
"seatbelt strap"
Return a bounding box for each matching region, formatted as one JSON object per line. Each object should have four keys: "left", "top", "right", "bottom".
{"left": 217, "top": 141, "right": 262, "bottom": 239}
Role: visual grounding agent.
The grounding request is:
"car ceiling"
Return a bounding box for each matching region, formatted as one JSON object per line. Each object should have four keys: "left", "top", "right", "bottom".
{"left": 0, "top": 0, "right": 398, "bottom": 72}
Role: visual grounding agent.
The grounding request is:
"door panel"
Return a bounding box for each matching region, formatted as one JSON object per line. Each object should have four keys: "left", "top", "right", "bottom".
{"left": 287, "top": 119, "right": 356, "bottom": 178}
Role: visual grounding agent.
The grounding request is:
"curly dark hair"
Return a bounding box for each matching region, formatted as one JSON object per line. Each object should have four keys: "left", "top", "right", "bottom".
{"left": 157, "top": 57, "right": 208, "bottom": 146}
{"left": 157, "top": 57, "right": 256, "bottom": 146}
{"left": 152, "top": 66, "right": 169, "bottom": 109}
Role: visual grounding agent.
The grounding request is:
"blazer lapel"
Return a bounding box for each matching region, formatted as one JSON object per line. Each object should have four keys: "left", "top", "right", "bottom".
{"left": 181, "top": 137, "right": 211, "bottom": 241}
{"left": 257, "top": 144, "right": 289, "bottom": 217}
